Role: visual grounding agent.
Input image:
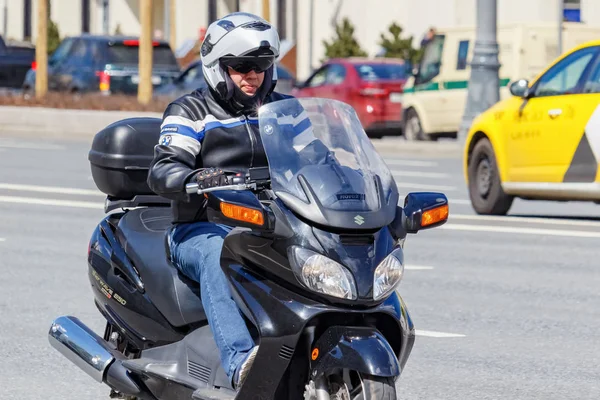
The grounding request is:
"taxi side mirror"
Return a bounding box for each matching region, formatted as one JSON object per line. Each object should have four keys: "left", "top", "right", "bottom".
{"left": 509, "top": 79, "right": 530, "bottom": 98}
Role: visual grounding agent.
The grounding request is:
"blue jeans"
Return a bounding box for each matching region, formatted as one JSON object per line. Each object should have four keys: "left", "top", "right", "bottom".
{"left": 168, "top": 221, "right": 255, "bottom": 383}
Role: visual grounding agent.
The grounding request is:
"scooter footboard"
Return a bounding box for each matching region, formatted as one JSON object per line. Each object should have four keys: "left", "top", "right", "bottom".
{"left": 309, "top": 326, "right": 400, "bottom": 378}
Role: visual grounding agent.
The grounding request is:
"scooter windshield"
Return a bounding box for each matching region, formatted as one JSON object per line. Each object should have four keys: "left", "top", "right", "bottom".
{"left": 258, "top": 98, "right": 397, "bottom": 230}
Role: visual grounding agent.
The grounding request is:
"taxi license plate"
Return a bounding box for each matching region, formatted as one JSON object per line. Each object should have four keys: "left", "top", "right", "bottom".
{"left": 131, "top": 75, "right": 162, "bottom": 85}
{"left": 389, "top": 92, "right": 403, "bottom": 103}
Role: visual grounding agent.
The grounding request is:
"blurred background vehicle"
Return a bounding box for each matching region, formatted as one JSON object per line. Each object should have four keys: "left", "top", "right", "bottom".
{"left": 154, "top": 59, "right": 296, "bottom": 99}
{"left": 292, "top": 57, "right": 408, "bottom": 139}
{"left": 0, "top": 35, "right": 35, "bottom": 88}
{"left": 22, "top": 34, "right": 181, "bottom": 95}
{"left": 402, "top": 22, "right": 600, "bottom": 141}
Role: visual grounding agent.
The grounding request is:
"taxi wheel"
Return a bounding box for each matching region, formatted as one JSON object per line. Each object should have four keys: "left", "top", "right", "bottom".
{"left": 468, "top": 138, "right": 513, "bottom": 215}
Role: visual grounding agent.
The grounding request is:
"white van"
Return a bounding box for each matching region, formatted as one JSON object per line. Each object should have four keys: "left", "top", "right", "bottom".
{"left": 401, "top": 22, "right": 600, "bottom": 141}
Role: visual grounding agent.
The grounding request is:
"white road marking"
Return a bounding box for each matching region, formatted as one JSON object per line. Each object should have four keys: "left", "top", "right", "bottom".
{"left": 394, "top": 182, "right": 457, "bottom": 191}
{"left": 385, "top": 159, "right": 439, "bottom": 167}
{"left": 0, "top": 196, "right": 104, "bottom": 209}
{"left": 0, "top": 238, "right": 5, "bottom": 242}
{"left": 0, "top": 183, "right": 102, "bottom": 196}
{"left": 0, "top": 141, "right": 66, "bottom": 150}
{"left": 442, "top": 223, "right": 600, "bottom": 238}
{"left": 391, "top": 170, "right": 450, "bottom": 179}
{"left": 450, "top": 213, "right": 600, "bottom": 228}
{"left": 405, "top": 265, "right": 435, "bottom": 270}
{"left": 415, "top": 330, "right": 466, "bottom": 338}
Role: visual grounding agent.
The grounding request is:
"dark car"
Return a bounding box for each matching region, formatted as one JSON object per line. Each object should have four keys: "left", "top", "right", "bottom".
{"left": 23, "top": 34, "right": 181, "bottom": 94}
{"left": 154, "top": 59, "right": 296, "bottom": 99}
{"left": 0, "top": 35, "right": 35, "bottom": 88}
{"left": 292, "top": 57, "right": 408, "bottom": 138}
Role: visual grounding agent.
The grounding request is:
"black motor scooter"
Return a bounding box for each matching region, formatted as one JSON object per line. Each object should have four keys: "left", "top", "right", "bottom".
{"left": 48, "top": 98, "right": 449, "bottom": 400}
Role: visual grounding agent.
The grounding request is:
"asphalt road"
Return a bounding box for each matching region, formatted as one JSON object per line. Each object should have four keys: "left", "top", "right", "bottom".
{"left": 0, "top": 135, "right": 599, "bottom": 400}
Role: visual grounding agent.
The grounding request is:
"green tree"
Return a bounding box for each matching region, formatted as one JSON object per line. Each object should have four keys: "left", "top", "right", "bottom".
{"left": 47, "top": 19, "right": 61, "bottom": 54}
{"left": 322, "top": 18, "right": 367, "bottom": 60}
{"left": 46, "top": 0, "right": 61, "bottom": 54}
{"left": 378, "top": 22, "right": 422, "bottom": 65}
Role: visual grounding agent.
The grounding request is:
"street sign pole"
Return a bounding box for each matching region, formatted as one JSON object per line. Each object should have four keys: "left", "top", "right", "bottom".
{"left": 138, "top": 0, "right": 153, "bottom": 104}
{"left": 458, "top": 0, "right": 500, "bottom": 144}
{"left": 169, "top": 0, "right": 176, "bottom": 52}
{"left": 35, "top": 0, "right": 48, "bottom": 99}
{"left": 262, "top": 0, "right": 270, "bottom": 21}
{"left": 558, "top": 0, "right": 563, "bottom": 56}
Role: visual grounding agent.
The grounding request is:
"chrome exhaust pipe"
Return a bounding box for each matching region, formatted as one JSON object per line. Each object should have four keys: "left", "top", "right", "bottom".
{"left": 48, "top": 316, "right": 115, "bottom": 382}
{"left": 48, "top": 316, "right": 150, "bottom": 399}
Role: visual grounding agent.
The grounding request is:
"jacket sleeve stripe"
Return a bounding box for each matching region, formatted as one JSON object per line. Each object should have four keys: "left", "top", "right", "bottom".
{"left": 160, "top": 123, "right": 199, "bottom": 139}
{"left": 161, "top": 115, "right": 205, "bottom": 136}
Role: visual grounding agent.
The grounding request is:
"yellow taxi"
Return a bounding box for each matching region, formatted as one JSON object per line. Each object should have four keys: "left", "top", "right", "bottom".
{"left": 463, "top": 39, "right": 600, "bottom": 215}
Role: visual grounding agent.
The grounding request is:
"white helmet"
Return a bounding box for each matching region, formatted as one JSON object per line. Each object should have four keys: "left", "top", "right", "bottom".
{"left": 200, "top": 12, "right": 280, "bottom": 112}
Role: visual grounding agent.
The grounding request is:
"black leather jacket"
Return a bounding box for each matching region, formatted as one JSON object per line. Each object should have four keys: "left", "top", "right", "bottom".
{"left": 147, "top": 87, "right": 293, "bottom": 223}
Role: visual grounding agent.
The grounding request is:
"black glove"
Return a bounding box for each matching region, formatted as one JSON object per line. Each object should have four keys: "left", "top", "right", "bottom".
{"left": 195, "top": 168, "right": 229, "bottom": 189}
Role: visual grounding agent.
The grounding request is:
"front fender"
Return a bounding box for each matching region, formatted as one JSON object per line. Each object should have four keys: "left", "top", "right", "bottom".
{"left": 310, "top": 326, "right": 400, "bottom": 378}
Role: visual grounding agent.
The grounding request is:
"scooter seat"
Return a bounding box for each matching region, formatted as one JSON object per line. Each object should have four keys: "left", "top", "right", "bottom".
{"left": 116, "top": 207, "right": 207, "bottom": 327}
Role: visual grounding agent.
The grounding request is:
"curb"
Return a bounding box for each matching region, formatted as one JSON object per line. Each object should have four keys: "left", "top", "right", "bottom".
{"left": 0, "top": 106, "right": 161, "bottom": 140}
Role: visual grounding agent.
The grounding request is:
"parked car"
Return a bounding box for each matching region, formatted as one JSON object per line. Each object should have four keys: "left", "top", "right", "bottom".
{"left": 23, "top": 34, "right": 181, "bottom": 94}
{"left": 292, "top": 57, "right": 408, "bottom": 138}
{"left": 0, "top": 35, "right": 35, "bottom": 88}
{"left": 463, "top": 39, "right": 600, "bottom": 216}
{"left": 154, "top": 59, "right": 296, "bottom": 99}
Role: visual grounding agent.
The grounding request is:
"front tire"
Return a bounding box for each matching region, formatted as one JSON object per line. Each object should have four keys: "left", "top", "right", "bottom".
{"left": 305, "top": 372, "right": 397, "bottom": 400}
{"left": 468, "top": 138, "right": 513, "bottom": 215}
{"left": 357, "top": 374, "right": 396, "bottom": 400}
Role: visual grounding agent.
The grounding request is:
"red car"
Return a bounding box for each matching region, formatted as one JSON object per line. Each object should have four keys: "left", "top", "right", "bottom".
{"left": 292, "top": 57, "right": 407, "bottom": 138}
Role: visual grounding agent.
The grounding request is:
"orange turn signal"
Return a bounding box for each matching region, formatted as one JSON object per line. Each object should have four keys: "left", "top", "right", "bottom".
{"left": 421, "top": 204, "right": 449, "bottom": 227}
{"left": 311, "top": 348, "right": 319, "bottom": 360}
{"left": 220, "top": 202, "right": 264, "bottom": 226}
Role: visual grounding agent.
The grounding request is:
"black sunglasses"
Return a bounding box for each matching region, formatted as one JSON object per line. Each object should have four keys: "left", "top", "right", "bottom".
{"left": 221, "top": 56, "right": 274, "bottom": 74}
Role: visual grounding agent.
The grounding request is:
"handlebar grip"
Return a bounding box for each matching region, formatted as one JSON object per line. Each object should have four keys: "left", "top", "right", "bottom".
{"left": 185, "top": 182, "right": 199, "bottom": 194}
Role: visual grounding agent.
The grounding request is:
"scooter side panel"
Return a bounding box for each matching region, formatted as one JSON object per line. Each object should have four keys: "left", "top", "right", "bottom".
{"left": 88, "top": 218, "right": 188, "bottom": 348}
{"left": 122, "top": 325, "right": 235, "bottom": 398}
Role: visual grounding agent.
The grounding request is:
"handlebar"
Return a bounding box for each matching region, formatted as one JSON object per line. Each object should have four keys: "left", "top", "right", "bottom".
{"left": 185, "top": 182, "right": 254, "bottom": 195}
{"left": 185, "top": 167, "right": 271, "bottom": 196}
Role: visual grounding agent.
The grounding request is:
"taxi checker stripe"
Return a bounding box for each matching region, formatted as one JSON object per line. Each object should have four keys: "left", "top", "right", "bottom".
{"left": 563, "top": 132, "right": 597, "bottom": 182}
{"left": 563, "top": 105, "right": 600, "bottom": 183}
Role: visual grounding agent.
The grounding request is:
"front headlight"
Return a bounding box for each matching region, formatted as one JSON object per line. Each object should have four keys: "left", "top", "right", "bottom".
{"left": 289, "top": 246, "right": 357, "bottom": 300}
{"left": 373, "top": 248, "right": 404, "bottom": 300}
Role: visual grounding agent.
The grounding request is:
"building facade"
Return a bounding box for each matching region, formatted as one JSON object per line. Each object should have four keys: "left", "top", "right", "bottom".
{"left": 0, "top": 0, "right": 597, "bottom": 81}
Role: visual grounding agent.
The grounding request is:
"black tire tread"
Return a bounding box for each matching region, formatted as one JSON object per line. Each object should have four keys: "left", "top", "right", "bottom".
{"left": 468, "top": 138, "right": 514, "bottom": 215}
{"left": 361, "top": 374, "right": 396, "bottom": 400}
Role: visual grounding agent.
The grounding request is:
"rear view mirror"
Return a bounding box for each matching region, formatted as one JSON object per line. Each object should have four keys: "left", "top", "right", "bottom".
{"left": 388, "top": 192, "right": 448, "bottom": 239}
{"left": 401, "top": 192, "right": 448, "bottom": 233}
{"left": 509, "top": 79, "right": 529, "bottom": 98}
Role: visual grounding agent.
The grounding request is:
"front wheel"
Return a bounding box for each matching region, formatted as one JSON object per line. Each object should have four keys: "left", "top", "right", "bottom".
{"left": 305, "top": 371, "right": 396, "bottom": 400}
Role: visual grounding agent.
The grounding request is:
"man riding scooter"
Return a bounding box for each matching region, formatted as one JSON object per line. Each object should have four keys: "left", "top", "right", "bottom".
{"left": 147, "top": 11, "right": 293, "bottom": 390}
